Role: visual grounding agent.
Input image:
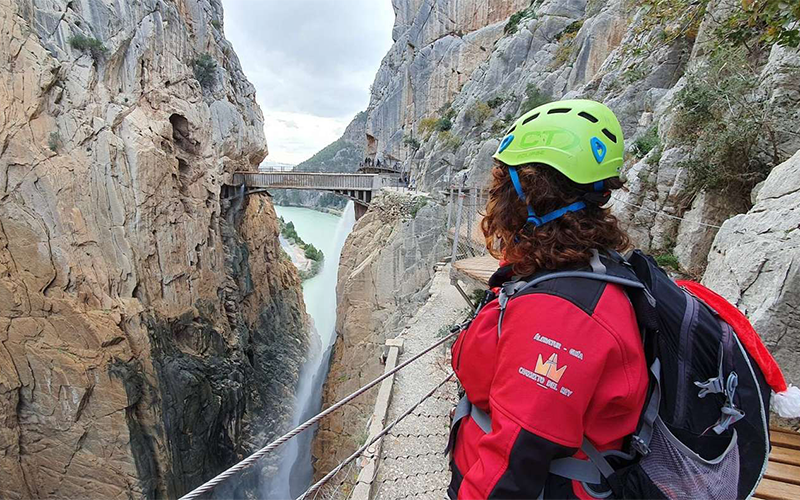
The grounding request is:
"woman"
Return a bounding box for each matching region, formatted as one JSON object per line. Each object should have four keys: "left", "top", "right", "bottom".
{"left": 448, "top": 100, "right": 649, "bottom": 499}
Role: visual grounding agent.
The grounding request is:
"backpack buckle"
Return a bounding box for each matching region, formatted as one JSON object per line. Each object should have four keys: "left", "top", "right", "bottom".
{"left": 695, "top": 376, "right": 725, "bottom": 398}
{"left": 498, "top": 281, "right": 521, "bottom": 310}
{"left": 631, "top": 435, "right": 650, "bottom": 456}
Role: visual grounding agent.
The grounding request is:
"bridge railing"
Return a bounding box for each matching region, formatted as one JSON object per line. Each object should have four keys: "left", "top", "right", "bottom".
{"left": 446, "top": 186, "right": 490, "bottom": 282}
{"left": 233, "top": 172, "right": 380, "bottom": 191}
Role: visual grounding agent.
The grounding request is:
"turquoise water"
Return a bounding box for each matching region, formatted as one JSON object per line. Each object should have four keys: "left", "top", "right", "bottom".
{"left": 276, "top": 206, "right": 347, "bottom": 348}
{"left": 267, "top": 203, "right": 355, "bottom": 499}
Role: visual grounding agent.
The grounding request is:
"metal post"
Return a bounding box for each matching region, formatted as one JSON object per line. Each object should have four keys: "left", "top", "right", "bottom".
{"left": 450, "top": 187, "right": 465, "bottom": 284}
{"left": 467, "top": 188, "right": 477, "bottom": 257}
{"left": 446, "top": 186, "right": 454, "bottom": 230}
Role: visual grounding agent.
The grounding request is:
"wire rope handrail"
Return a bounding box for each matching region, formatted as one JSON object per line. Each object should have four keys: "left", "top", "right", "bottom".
{"left": 179, "top": 330, "right": 460, "bottom": 500}
{"left": 298, "top": 373, "right": 455, "bottom": 500}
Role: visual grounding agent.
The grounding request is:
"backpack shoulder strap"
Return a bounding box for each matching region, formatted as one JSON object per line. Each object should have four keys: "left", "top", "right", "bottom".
{"left": 496, "top": 269, "right": 645, "bottom": 338}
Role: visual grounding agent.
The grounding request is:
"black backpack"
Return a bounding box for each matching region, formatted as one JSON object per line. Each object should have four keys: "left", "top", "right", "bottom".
{"left": 487, "top": 250, "right": 772, "bottom": 499}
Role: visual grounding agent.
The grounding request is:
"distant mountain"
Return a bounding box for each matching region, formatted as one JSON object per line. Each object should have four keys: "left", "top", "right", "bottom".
{"left": 271, "top": 111, "right": 367, "bottom": 210}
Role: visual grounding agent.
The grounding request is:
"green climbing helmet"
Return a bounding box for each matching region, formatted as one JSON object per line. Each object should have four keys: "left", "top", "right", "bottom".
{"left": 493, "top": 99, "right": 624, "bottom": 185}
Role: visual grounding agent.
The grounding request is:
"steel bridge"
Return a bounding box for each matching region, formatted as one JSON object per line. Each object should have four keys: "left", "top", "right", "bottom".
{"left": 232, "top": 171, "right": 404, "bottom": 218}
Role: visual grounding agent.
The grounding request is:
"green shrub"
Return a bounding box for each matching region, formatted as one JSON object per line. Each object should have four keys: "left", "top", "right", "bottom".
{"left": 487, "top": 96, "right": 506, "bottom": 109}
{"left": 403, "top": 135, "right": 421, "bottom": 150}
{"left": 211, "top": 20, "right": 221, "bottom": 29}
{"left": 465, "top": 102, "right": 493, "bottom": 124}
{"left": 435, "top": 117, "right": 453, "bottom": 132}
{"left": 520, "top": 84, "right": 552, "bottom": 114}
{"left": 48, "top": 131, "right": 61, "bottom": 152}
{"left": 192, "top": 53, "right": 217, "bottom": 89}
{"left": 279, "top": 218, "right": 300, "bottom": 243}
{"left": 655, "top": 253, "right": 680, "bottom": 270}
{"left": 556, "top": 20, "right": 583, "bottom": 41}
{"left": 716, "top": 0, "right": 800, "bottom": 49}
{"left": 551, "top": 34, "right": 578, "bottom": 68}
{"left": 632, "top": 126, "right": 659, "bottom": 158}
{"left": 69, "top": 34, "right": 108, "bottom": 60}
{"left": 410, "top": 196, "right": 429, "bottom": 218}
{"left": 304, "top": 243, "right": 324, "bottom": 262}
{"left": 672, "top": 47, "right": 777, "bottom": 196}
{"left": 419, "top": 117, "right": 439, "bottom": 138}
{"left": 505, "top": 5, "right": 538, "bottom": 35}
{"left": 438, "top": 130, "right": 462, "bottom": 152}
{"left": 469, "top": 289, "right": 486, "bottom": 306}
{"left": 622, "top": 65, "right": 648, "bottom": 84}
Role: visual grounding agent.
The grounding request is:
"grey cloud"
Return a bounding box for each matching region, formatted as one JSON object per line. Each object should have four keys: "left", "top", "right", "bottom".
{"left": 223, "top": 0, "right": 395, "bottom": 118}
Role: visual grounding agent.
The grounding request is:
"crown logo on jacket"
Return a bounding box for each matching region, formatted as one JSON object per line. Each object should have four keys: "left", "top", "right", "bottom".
{"left": 534, "top": 353, "right": 567, "bottom": 383}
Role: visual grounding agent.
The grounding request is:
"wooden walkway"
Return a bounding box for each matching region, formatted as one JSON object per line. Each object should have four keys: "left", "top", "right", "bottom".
{"left": 451, "top": 255, "right": 800, "bottom": 500}
{"left": 756, "top": 427, "right": 800, "bottom": 500}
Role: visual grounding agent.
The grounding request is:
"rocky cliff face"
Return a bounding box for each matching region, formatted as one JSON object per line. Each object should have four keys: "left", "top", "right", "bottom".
{"left": 703, "top": 150, "right": 800, "bottom": 387}
{"left": 315, "top": 0, "right": 800, "bottom": 478}
{"left": 0, "top": 1, "right": 308, "bottom": 498}
{"left": 363, "top": 0, "right": 799, "bottom": 268}
{"left": 313, "top": 190, "right": 446, "bottom": 477}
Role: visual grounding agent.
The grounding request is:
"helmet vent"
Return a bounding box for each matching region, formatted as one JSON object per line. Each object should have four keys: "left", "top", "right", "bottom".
{"left": 578, "top": 111, "right": 598, "bottom": 123}
{"left": 602, "top": 128, "right": 617, "bottom": 143}
{"left": 522, "top": 113, "right": 540, "bottom": 126}
{"left": 547, "top": 108, "right": 571, "bottom": 114}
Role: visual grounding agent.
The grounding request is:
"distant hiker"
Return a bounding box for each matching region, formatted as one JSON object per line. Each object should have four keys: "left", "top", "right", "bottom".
{"left": 446, "top": 99, "right": 797, "bottom": 500}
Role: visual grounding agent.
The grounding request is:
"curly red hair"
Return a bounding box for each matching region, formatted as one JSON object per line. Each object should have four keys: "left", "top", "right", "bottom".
{"left": 481, "top": 162, "right": 630, "bottom": 276}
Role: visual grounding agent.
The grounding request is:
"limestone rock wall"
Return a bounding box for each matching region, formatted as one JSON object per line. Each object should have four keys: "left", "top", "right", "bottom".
{"left": 366, "top": 0, "right": 530, "bottom": 160}
{"left": 0, "top": 1, "right": 308, "bottom": 498}
{"left": 703, "top": 150, "right": 800, "bottom": 385}
{"left": 313, "top": 191, "right": 446, "bottom": 478}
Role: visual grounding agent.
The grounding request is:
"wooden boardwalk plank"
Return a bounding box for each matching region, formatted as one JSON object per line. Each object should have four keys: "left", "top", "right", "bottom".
{"left": 770, "top": 446, "right": 800, "bottom": 467}
{"left": 771, "top": 428, "right": 800, "bottom": 451}
{"left": 452, "top": 254, "right": 498, "bottom": 288}
{"left": 451, "top": 254, "right": 498, "bottom": 284}
{"left": 765, "top": 461, "right": 800, "bottom": 486}
{"left": 755, "top": 478, "right": 800, "bottom": 500}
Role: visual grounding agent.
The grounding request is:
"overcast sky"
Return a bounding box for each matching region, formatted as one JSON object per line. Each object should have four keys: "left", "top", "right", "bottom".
{"left": 222, "top": 1, "right": 396, "bottom": 165}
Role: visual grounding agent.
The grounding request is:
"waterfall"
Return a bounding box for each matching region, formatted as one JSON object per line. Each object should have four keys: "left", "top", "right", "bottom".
{"left": 264, "top": 202, "right": 356, "bottom": 499}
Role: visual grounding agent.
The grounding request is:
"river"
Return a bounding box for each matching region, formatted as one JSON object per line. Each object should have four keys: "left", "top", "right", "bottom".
{"left": 265, "top": 203, "right": 355, "bottom": 499}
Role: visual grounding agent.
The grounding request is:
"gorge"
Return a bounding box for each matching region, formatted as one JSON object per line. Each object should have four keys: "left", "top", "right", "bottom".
{"left": 1, "top": 0, "right": 799, "bottom": 499}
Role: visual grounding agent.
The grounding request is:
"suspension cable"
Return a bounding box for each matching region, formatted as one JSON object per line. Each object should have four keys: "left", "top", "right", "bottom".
{"left": 298, "top": 372, "right": 455, "bottom": 500}
{"left": 179, "top": 330, "right": 460, "bottom": 500}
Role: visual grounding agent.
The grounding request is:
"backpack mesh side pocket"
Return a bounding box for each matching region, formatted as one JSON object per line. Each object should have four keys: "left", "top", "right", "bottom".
{"left": 640, "top": 418, "right": 739, "bottom": 500}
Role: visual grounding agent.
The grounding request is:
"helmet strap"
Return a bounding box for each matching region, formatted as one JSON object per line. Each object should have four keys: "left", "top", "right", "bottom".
{"left": 508, "top": 166, "right": 589, "bottom": 228}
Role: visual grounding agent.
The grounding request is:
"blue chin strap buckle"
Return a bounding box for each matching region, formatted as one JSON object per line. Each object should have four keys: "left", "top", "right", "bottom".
{"left": 508, "top": 166, "right": 593, "bottom": 228}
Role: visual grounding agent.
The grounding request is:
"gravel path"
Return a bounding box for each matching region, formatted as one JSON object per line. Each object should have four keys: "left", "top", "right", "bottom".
{"left": 373, "top": 268, "right": 468, "bottom": 500}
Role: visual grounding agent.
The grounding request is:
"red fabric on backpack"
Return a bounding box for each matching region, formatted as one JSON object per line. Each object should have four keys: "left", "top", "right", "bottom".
{"left": 676, "top": 280, "right": 787, "bottom": 393}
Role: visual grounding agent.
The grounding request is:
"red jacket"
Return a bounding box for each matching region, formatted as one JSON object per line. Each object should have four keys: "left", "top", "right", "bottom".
{"left": 449, "top": 264, "right": 648, "bottom": 499}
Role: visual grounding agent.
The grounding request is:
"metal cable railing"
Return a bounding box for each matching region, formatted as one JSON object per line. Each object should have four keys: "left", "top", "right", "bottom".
{"left": 446, "top": 186, "right": 490, "bottom": 282}
{"left": 298, "top": 373, "right": 455, "bottom": 500}
{"left": 179, "top": 330, "right": 460, "bottom": 500}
